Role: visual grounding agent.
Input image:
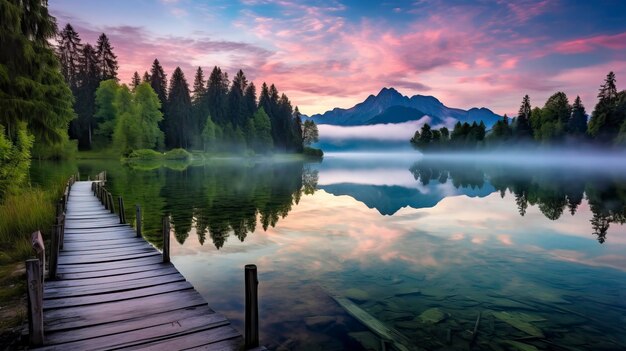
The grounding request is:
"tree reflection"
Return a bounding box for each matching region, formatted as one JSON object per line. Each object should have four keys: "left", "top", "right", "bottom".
{"left": 106, "top": 160, "right": 317, "bottom": 249}
{"left": 410, "top": 159, "right": 626, "bottom": 244}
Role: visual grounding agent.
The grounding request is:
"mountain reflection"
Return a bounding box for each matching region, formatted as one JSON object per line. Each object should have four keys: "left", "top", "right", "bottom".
{"left": 410, "top": 159, "right": 626, "bottom": 243}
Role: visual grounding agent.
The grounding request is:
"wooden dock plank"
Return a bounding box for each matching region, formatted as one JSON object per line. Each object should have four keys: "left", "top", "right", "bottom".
{"left": 34, "top": 180, "right": 248, "bottom": 350}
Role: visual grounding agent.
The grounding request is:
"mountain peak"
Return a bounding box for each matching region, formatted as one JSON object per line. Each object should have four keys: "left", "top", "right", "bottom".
{"left": 377, "top": 87, "right": 402, "bottom": 97}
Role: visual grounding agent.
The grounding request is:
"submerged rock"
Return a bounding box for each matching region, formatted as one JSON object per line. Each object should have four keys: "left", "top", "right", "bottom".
{"left": 305, "top": 316, "right": 336, "bottom": 329}
{"left": 493, "top": 311, "right": 544, "bottom": 337}
{"left": 418, "top": 308, "right": 446, "bottom": 324}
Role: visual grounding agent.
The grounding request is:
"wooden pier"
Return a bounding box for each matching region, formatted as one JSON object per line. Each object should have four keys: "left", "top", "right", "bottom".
{"left": 27, "top": 179, "right": 263, "bottom": 350}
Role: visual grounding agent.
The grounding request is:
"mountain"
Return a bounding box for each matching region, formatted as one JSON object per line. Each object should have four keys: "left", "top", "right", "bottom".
{"left": 310, "top": 87, "right": 502, "bottom": 127}
{"left": 366, "top": 106, "right": 427, "bottom": 125}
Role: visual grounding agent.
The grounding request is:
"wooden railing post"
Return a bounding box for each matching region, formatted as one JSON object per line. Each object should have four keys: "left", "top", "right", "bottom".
{"left": 245, "top": 264, "right": 259, "bottom": 349}
{"left": 57, "top": 212, "right": 65, "bottom": 251}
{"left": 118, "top": 197, "right": 126, "bottom": 224}
{"left": 49, "top": 225, "right": 60, "bottom": 280}
{"left": 162, "top": 216, "right": 170, "bottom": 263}
{"left": 26, "top": 259, "right": 43, "bottom": 346}
{"left": 108, "top": 192, "right": 115, "bottom": 214}
{"left": 136, "top": 205, "right": 142, "bottom": 238}
{"left": 31, "top": 231, "right": 45, "bottom": 289}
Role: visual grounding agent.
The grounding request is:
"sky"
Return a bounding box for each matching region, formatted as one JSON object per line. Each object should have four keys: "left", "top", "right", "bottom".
{"left": 49, "top": 0, "right": 626, "bottom": 116}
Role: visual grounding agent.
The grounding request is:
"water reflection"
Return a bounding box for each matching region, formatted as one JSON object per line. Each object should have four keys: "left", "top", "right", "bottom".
{"left": 410, "top": 159, "right": 626, "bottom": 243}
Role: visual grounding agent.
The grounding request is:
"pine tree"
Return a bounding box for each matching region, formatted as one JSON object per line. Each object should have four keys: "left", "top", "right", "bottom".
{"left": 131, "top": 71, "right": 141, "bottom": 91}
{"left": 598, "top": 71, "right": 617, "bottom": 102}
{"left": 291, "top": 106, "right": 304, "bottom": 152}
{"left": 258, "top": 83, "right": 271, "bottom": 117}
{"left": 95, "top": 33, "right": 118, "bottom": 81}
{"left": 57, "top": 23, "right": 82, "bottom": 91}
{"left": 73, "top": 43, "right": 100, "bottom": 148}
{"left": 149, "top": 59, "right": 167, "bottom": 106}
{"left": 0, "top": 0, "right": 74, "bottom": 145}
{"left": 252, "top": 108, "right": 273, "bottom": 153}
{"left": 142, "top": 71, "right": 150, "bottom": 83}
{"left": 515, "top": 95, "right": 533, "bottom": 139}
{"left": 228, "top": 69, "right": 248, "bottom": 127}
{"left": 206, "top": 66, "right": 229, "bottom": 125}
{"left": 244, "top": 82, "right": 257, "bottom": 118}
{"left": 589, "top": 72, "right": 623, "bottom": 142}
{"left": 568, "top": 96, "right": 588, "bottom": 137}
{"left": 166, "top": 67, "right": 192, "bottom": 148}
{"left": 191, "top": 67, "right": 207, "bottom": 148}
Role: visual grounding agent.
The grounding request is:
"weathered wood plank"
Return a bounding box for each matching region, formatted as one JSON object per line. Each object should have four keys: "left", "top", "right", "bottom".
{"left": 43, "top": 305, "right": 215, "bottom": 345}
{"left": 59, "top": 262, "right": 174, "bottom": 280}
{"left": 44, "top": 273, "right": 186, "bottom": 298}
{"left": 38, "top": 312, "right": 229, "bottom": 350}
{"left": 58, "top": 246, "right": 154, "bottom": 257}
{"left": 126, "top": 325, "right": 242, "bottom": 351}
{"left": 44, "top": 289, "right": 209, "bottom": 331}
{"left": 57, "top": 251, "right": 160, "bottom": 265}
{"left": 45, "top": 266, "right": 180, "bottom": 289}
{"left": 44, "top": 280, "right": 194, "bottom": 309}
{"left": 57, "top": 255, "right": 165, "bottom": 274}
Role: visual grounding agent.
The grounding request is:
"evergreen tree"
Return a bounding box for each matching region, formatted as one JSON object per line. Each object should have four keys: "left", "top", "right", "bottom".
{"left": 191, "top": 66, "right": 208, "bottom": 148}
{"left": 440, "top": 126, "right": 450, "bottom": 140}
{"left": 57, "top": 23, "right": 82, "bottom": 91}
{"left": 515, "top": 95, "right": 533, "bottom": 139}
{"left": 166, "top": 67, "right": 192, "bottom": 148}
{"left": 244, "top": 82, "right": 257, "bottom": 118}
{"left": 142, "top": 71, "right": 150, "bottom": 83}
{"left": 258, "top": 82, "right": 271, "bottom": 118}
{"left": 149, "top": 59, "right": 167, "bottom": 107}
{"left": 291, "top": 106, "right": 304, "bottom": 152}
{"left": 228, "top": 69, "right": 248, "bottom": 127}
{"left": 589, "top": 72, "right": 624, "bottom": 142}
{"left": 206, "top": 66, "right": 229, "bottom": 125}
{"left": 73, "top": 43, "right": 99, "bottom": 148}
{"left": 201, "top": 115, "right": 217, "bottom": 152}
{"left": 539, "top": 92, "right": 570, "bottom": 142}
{"left": 0, "top": 0, "right": 74, "bottom": 146}
{"left": 95, "top": 33, "right": 118, "bottom": 81}
{"left": 418, "top": 123, "right": 433, "bottom": 145}
{"left": 568, "top": 96, "right": 588, "bottom": 137}
{"left": 131, "top": 71, "right": 141, "bottom": 91}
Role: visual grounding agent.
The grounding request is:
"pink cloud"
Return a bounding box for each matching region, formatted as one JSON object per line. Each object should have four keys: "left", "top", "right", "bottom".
{"left": 554, "top": 32, "right": 626, "bottom": 54}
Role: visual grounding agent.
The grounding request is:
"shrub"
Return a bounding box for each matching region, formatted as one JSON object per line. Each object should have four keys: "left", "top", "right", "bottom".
{"left": 164, "top": 148, "right": 191, "bottom": 161}
{"left": 303, "top": 147, "right": 324, "bottom": 158}
{"left": 127, "top": 149, "right": 163, "bottom": 160}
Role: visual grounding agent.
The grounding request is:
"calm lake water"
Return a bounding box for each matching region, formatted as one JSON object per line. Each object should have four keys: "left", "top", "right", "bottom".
{"left": 30, "top": 152, "right": 626, "bottom": 351}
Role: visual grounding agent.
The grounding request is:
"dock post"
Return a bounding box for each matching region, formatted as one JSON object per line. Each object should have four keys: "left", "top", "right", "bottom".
{"left": 162, "top": 216, "right": 170, "bottom": 263}
{"left": 30, "top": 231, "right": 45, "bottom": 290}
{"left": 245, "top": 264, "right": 259, "bottom": 349}
{"left": 49, "top": 225, "right": 60, "bottom": 280}
{"left": 118, "top": 197, "right": 126, "bottom": 224}
{"left": 26, "top": 259, "right": 43, "bottom": 346}
{"left": 136, "top": 205, "right": 142, "bottom": 238}
{"left": 108, "top": 192, "right": 115, "bottom": 214}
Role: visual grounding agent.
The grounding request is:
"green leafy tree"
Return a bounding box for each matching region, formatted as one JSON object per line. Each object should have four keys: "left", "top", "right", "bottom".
{"left": 201, "top": 115, "right": 217, "bottom": 152}
{"left": 252, "top": 108, "right": 273, "bottom": 153}
{"left": 302, "top": 119, "right": 319, "bottom": 146}
{"left": 94, "top": 79, "right": 120, "bottom": 141}
{"left": 95, "top": 33, "right": 118, "bottom": 81}
{"left": 134, "top": 83, "right": 164, "bottom": 149}
{"left": 0, "top": 123, "right": 34, "bottom": 198}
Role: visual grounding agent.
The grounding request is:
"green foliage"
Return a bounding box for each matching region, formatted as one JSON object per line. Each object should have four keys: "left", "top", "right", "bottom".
{"left": 252, "top": 108, "right": 273, "bottom": 153}
{"left": 164, "top": 148, "right": 191, "bottom": 160}
{"left": 201, "top": 115, "right": 217, "bottom": 152}
{"left": 165, "top": 67, "right": 192, "bottom": 149}
{"left": 302, "top": 119, "right": 319, "bottom": 146}
{"left": 0, "top": 123, "right": 33, "bottom": 198}
{"left": 303, "top": 146, "right": 324, "bottom": 158}
{"left": 127, "top": 149, "right": 163, "bottom": 160}
{"left": 94, "top": 79, "right": 120, "bottom": 140}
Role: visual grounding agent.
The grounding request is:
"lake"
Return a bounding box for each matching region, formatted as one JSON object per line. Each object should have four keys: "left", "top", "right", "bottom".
{"left": 30, "top": 152, "right": 626, "bottom": 351}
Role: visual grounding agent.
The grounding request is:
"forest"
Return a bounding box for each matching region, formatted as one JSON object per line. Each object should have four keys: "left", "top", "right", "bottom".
{"left": 411, "top": 72, "right": 626, "bottom": 149}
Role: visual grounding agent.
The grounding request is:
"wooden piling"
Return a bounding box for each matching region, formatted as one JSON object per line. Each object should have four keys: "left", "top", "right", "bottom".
{"left": 162, "top": 216, "right": 170, "bottom": 263}
{"left": 136, "top": 205, "right": 142, "bottom": 238}
{"left": 49, "top": 225, "right": 60, "bottom": 280}
{"left": 30, "top": 231, "right": 45, "bottom": 289}
{"left": 118, "top": 197, "right": 126, "bottom": 224}
{"left": 26, "top": 259, "right": 43, "bottom": 346}
{"left": 245, "top": 264, "right": 259, "bottom": 349}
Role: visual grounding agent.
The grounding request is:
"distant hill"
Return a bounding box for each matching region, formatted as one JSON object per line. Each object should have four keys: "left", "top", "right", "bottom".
{"left": 309, "top": 87, "right": 502, "bottom": 127}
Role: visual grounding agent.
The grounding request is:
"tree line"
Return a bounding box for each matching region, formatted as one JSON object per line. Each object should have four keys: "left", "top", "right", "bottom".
{"left": 56, "top": 24, "right": 318, "bottom": 155}
{"left": 411, "top": 72, "right": 626, "bottom": 149}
